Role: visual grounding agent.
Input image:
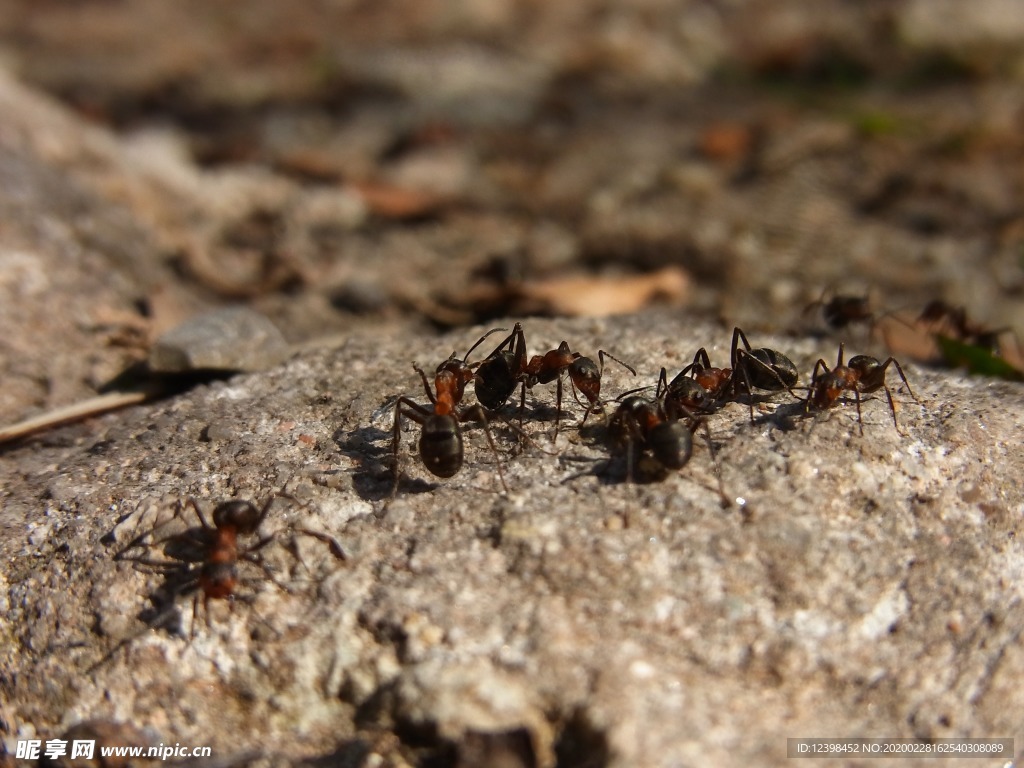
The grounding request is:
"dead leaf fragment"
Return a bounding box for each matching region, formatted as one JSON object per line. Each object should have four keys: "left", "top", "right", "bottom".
{"left": 516, "top": 266, "right": 690, "bottom": 317}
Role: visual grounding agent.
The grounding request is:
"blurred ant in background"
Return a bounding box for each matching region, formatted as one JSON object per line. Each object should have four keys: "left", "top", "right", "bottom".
{"left": 798, "top": 288, "right": 891, "bottom": 345}
{"left": 392, "top": 326, "right": 509, "bottom": 494}
{"left": 114, "top": 496, "right": 290, "bottom": 630}
{"left": 916, "top": 299, "right": 1019, "bottom": 358}
{"left": 474, "top": 322, "right": 635, "bottom": 436}
{"left": 803, "top": 342, "right": 920, "bottom": 435}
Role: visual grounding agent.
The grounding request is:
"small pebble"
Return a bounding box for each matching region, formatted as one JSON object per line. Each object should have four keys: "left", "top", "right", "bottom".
{"left": 148, "top": 307, "right": 288, "bottom": 373}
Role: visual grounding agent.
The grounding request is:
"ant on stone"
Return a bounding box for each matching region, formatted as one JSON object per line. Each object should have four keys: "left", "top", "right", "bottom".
{"left": 90, "top": 495, "right": 298, "bottom": 671}
{"left": 603, "top": 376, "right": 728, "bottom": 505}
{"left": 391, "top": 327, "right": 509, "bottom": 494}
{"left": 661, "top": 347, "right": 733, "bottom": 414}
{"left": 730, "top": 327, "right": 801, "bottom": 422}
{"left": 114, "top": 496, "right": 289, "bottom": 631}
{"left": 803, "top": 342, "right": 920, "bottom": 435}
{"left": 473, "top": 322, "right": 636, "bottom": 436}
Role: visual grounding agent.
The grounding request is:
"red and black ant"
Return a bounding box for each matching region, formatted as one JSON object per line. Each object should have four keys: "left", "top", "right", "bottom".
{"left": 729, "top": 327, "right": 801, "bottom": 422}
{"left": 473, "top": 322, "right": 636, "bottom": 436}
{"left": 606, "top": 385, "right": 730, "bottom": 506}
{"left": 661, "top": 347, "right": 733, "bottom": 414}
{"left": 89, "top": 495, "right": 297, "bottom": 671}
{"left": 115, "top": 496, "right": 287, "bottom": 629}
{"left": 391, "top": 327, "right": 509, "bottom": 493}
{"left": 803, "top": 343, "right": 920, "bottom": 435}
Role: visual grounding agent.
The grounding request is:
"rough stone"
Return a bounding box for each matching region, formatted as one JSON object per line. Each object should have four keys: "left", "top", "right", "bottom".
{"left": 148, "top": 307, "right": 289, "bottom": 373}
{"left": 2, "top": 313, "right": 1022, "bottom": 767}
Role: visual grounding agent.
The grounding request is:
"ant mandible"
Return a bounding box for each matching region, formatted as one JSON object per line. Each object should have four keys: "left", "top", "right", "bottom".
{"left": 730, "top": 327, "right": 801, "bottom": 422}
{"left": 473, "top": 323, "right": 636, "bottom": 436}
{"left": 392, "top": 327, "right": 509, "bottom": 493}
{"left": 804, "top": 342, "right": 920, "bottom": 435}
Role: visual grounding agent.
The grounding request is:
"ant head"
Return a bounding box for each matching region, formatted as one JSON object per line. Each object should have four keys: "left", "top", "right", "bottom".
{"left": 846, "top": 354, "right": 882, "bottom": 383}
{"left": 665, "top": 376, "right": 705, "bottom": 414}
{"left": 212, "top": 500, "right": 262, "bottom": 534}
{"left": 568, "top": 357, "right": 601, "bottom": 405}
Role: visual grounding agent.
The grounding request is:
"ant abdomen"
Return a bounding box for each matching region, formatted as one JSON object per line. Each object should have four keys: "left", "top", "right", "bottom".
{"left": 418, "top": 414, "right": 464, "bottom": 478}
{"left": 741, "top": 348, "right": 799, "bottom": 390}
{"left": 648, "top": 421, "right": 693, "bottom": 470}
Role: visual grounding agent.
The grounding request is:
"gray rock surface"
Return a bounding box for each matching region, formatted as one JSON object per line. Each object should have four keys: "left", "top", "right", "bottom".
{"left": 2, "top": 313, "right": 1022, "bottom": 767}
{"left": 148, "top": 307, "right": 289, "bottom": 373}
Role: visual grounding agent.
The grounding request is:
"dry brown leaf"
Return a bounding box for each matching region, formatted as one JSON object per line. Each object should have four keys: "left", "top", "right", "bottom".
{"left": 516, "top": 266, "right": 691, "bottom": 317}
{"left": 350, "top": 180, "right": 446, "bottom": 219}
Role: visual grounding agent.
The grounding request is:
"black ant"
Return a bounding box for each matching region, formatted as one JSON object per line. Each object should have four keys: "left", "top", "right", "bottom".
{"left": 730, "top": 327, "right": 800, "bottom": 422}
{"left": 473, "top": 322, "right": 635, "bottom": 435}
{"left": 391, "top": 327, "right": 509, "bottom": 494}
{"left": 804, "top": 343, "right": 920, "bottom": 435}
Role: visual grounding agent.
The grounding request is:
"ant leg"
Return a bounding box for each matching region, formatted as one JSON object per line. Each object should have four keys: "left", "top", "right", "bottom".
{"left": 553, "top": 375, "right": 564, "bottom": 440}
{"left": 854, "top": 389, "right": 865, "bottom": 437}
{"left": 461, "top": 404, "right": 509, "bottom": 493}
{"left": 391, "top": 397, "right": 431, "bottom": 497}
{"left": 879, "top": 357, "right": 921, "bottom": 405}
{"left": 878, "top": 382, "right": 905, "bottom": 436}
{"left": 694, "top": 418, "right": 730, "bottom": 508}
{"left": 656, "top": 367, "right": 670, "bottom": 401}
{"left": 412, "top": 364, "right": 436, "bottom": 405}
{"left": 731, "top": 327, "right": 753, "bottom": 367}
{"left": 804, "top": 358, "right": 830, "bottom": 413}
{"left": 180, "top": 497, "right": 217, "bottom": 533}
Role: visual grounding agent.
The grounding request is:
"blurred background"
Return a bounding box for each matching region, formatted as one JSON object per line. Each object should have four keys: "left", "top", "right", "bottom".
{"left": 1, "top": 0, "right": 1022, "bottom": 422}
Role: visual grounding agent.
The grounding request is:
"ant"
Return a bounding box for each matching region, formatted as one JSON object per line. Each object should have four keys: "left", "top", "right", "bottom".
{"left": 804, "top": 342, "right": 920, "bottom": 435}
{"left": 115, "top": 496, "right": 286, "bottom": 628}
{"left": 661, "top": 347, "right": 733, "bottom": 414}
{"left": 391, "top": 326, "right": 509, "bottom": 494}
{"left": 730, "top": 327, "right": 801, "bottom": 422}
{"left": 90, "top": 495, "right": 294, "bottom": 672}
{"left": 606, "top": 387, "right": 729, "bottom": 505}
{"left": 916, "top": 299, "right": 1014, "bottom": 355}
{"left": 473, "top": 322, "right": 636, "bottom": 436}
{"left": 802, "top": 290, "right": 876, "bottom": 335}
{"left": 608, "top": 395, "right": 692, "bottom": 483}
